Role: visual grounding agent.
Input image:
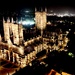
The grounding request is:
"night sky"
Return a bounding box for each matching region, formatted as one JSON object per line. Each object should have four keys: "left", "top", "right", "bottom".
{"left": 0, "top": 0, "right": 75, "bottom": 14}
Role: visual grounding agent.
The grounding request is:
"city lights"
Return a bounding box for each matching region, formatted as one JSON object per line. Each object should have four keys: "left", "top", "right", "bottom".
{"left": 19, "top": 20, "right": 35, "bottom": 25}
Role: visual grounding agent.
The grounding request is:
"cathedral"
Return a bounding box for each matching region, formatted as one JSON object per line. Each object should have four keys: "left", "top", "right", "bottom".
{"left": 0, "top": 8, "right": 49, "bottom": 74}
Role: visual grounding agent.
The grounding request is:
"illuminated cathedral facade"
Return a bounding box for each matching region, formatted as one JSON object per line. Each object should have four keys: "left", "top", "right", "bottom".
{"left": 35, "top": 8, "right": 47, "bottom": 36}
{"left": 0, "top": 8, "right": 70, "bottom": 75}
{"left": 0, "top": 8, "right": 53, "bottom": 73}
{"left": 3, "top": 17, "right": 24, "bottom": 46}
{"left": 3, "top": 8, "right": 47, "bottom": 45}
{"left": 0, "top": 8, "right": 48, "bottom": 69}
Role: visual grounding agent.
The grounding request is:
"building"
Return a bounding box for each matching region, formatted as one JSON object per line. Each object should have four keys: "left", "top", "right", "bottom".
{"left": 3, "top": 17, "right": 24, "bottom": 45}
{"left": 35, "top": 8, "right": 47, "bottom": 36}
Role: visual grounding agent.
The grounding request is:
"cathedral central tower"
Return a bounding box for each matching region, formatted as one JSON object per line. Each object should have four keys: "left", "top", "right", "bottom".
{"left": 35, "top": 8, "right": 47, "bottom": 36}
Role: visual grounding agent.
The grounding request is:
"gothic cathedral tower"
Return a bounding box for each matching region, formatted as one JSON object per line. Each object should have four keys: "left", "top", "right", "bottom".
{"left": 3, "top": 17, "right": 24, "bottom": 46}
{"left": 35, "top": 8, "right": 47, "bottom": 36}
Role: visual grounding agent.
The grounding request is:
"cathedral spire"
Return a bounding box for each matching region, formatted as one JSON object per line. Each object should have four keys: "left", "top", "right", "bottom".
{"left": 45, "top": 7, "right": 47, "bottom": 12}
{"left": 3, "top": 17, "right": 5, "bottom": 23}
{"left": 11, "top": 17, "right": 14, "bottom": 23}
{"left": 7, "top": 17, "right": 10, "bottom": 23}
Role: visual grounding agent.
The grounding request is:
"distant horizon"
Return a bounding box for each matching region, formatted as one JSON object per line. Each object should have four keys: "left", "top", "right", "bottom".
{"left": 0, "top": 7, "right": 75, "bottom": 16}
